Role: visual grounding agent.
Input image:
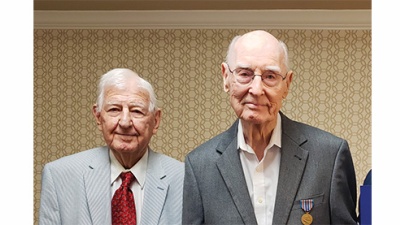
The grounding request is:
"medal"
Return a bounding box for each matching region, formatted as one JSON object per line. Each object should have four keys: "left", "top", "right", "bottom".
{"left": 301, "top": 212, "right": 313, "bottom": 225}
{"left": 300, "top": 199, "right": 314, "bottom": 225}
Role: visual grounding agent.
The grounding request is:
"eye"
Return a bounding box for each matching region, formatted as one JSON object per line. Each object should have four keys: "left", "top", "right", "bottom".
{"left": 105, "top": 106, "right": 121, "bottom": 117}
{"left": 131, "top": 109, "right": 145, "bottom": 118}
{"left": 264, "top": 72, "right": 278, "bottom": 80}
{"left": 236, "top": 69, "right": 254, "bottom": 77}
{"left": 107, "top": 107, "right": 120, "bottom": 112}
{"left": 132, "top": 109, "right": 143, "bottom": 114}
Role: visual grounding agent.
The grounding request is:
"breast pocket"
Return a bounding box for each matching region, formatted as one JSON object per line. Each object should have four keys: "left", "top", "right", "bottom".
{"left": 287, "top": 193, "right": 327, "bottom": 225}
{"left": 293, "top": 194, "right": 324, "bottom": 211}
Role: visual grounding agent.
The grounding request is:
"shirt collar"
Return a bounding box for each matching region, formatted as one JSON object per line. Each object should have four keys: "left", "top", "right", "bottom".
{"left": 237, "top": 113, "right": 282, "bottom": 153}
{"left": 110, "top": 148, "right": 148, "bottom": 189}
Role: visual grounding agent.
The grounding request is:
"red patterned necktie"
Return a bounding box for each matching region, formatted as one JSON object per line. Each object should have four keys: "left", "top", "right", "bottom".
{"left": 112, "top": 171, "right": 136, "bottom": 225}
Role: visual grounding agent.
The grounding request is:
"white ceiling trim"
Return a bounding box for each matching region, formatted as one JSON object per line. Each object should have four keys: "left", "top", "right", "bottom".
{"left": 34, "top": 10, "right": 371, "bottom": 30}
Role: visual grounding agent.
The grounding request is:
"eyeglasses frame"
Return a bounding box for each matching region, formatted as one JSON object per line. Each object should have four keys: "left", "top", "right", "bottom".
{"left": 226, "top": 63, "right": 288, "bottom": 87}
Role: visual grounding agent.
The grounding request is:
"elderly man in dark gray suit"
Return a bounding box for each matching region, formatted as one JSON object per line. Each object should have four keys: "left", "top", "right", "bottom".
{"left": 182, "top": 30, "right": 357, "bottom": 225}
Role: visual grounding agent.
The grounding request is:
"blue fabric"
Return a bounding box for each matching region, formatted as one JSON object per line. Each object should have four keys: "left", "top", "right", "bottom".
{"left": 358, "top": 169, "right": 372, "bottom": 225}
{"left": 363, "top": 169, "right": 372, "bottom": 185}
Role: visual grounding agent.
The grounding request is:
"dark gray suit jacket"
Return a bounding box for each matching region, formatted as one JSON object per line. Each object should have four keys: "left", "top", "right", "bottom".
{"left": 182, "top": 112, "right": 357, "bottom": 225}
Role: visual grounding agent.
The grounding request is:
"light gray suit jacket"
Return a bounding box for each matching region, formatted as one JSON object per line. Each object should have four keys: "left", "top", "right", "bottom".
{"left": 182, "top": 112, "right": 357, "bottom": 225}
{"left": 39, "top": 147, "right": 184, "bottom": 225}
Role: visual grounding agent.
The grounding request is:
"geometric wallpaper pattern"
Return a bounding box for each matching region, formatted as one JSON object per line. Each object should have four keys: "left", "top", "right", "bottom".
{"left": 34, "top": 29, "right": 371, "bottom": 224}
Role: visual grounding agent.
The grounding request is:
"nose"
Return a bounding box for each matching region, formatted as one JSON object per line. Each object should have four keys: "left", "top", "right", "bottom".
{"left": 119, "top": 109, "right": 132, "bottom": 127}
{"left": 249, "top": 74, "right": 265, "bottom": 95}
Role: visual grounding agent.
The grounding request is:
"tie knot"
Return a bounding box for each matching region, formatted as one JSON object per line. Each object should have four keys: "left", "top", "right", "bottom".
{"left": 120, "top": 171, "right": 134, "bottom": 188}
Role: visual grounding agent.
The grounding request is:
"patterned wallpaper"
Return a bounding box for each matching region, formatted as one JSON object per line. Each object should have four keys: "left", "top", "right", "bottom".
{"left": 33, "top": 29, "right": 371, "bottom": 223}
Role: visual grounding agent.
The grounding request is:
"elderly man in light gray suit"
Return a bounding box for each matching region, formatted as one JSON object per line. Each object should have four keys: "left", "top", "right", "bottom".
{"left": 182, "top": 30, "right": 357, "bottom": 224}
{"left": 39, "top": 68, "right": 184, "bottom": 225}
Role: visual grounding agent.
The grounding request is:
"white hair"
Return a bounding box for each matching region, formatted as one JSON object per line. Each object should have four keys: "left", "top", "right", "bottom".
{"left": 95, "top": 68, "right": 158, "bottom": 113}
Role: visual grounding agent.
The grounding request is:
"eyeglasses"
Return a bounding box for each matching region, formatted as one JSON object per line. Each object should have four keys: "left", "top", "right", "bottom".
{"left": 227, "top": 64, "right": 287, "bottom": 87}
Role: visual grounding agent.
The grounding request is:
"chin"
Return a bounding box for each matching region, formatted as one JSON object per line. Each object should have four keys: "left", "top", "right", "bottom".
{"left": 113, "top": 144, "right": 136, "bottom": 153}
{"left": 243, "top": 112, "right": 275, "bottom": 123}
{"left": 242, "top": 115, "right": 263, "bottom": 124}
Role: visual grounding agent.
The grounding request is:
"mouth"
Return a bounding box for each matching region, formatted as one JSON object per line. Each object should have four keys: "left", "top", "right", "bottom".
{"left": 116, "top": 133, "right": 138, "bottom": 143}
{"left": 244, "top": 102, "right": 270, "bottom": 109}
{"left": 116, "top": 132, "right": 137, "bottom": 137}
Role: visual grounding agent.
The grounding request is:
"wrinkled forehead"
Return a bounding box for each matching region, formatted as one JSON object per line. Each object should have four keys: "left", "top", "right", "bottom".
{"left": 104, "top": 80, "right": 149, "bottom": 98}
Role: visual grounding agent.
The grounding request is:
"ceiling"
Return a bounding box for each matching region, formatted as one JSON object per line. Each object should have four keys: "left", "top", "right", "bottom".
{"left": 34, "top": 0, "right": 371, "bottom": 10}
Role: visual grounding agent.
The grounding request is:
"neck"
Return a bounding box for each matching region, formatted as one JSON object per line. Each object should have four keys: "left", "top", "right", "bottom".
{"left": 111, "top": 149, "right": 146, "bottom": 169}
{"left": 241, "top": 119, "right": 277, "bottom": 161}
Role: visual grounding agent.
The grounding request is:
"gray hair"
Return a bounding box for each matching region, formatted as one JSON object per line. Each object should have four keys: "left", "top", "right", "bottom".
{"left": 95, "top": 68, "right": 158, "bottom": 113}
{"left": 225, "top": 34, "right": 290, "bottom": 71}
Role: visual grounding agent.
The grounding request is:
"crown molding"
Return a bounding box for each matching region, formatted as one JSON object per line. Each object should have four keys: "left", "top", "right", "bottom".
{"left": 34, "top": 10, "right": 371, "bottom": 30}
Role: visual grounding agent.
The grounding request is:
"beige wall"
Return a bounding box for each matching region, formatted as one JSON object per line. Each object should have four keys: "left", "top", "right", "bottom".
{"left": 34, "top": 27, "right": 371, "bottom": 223}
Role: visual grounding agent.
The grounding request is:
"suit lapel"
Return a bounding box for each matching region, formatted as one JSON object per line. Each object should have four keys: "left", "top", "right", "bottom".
{"left": 84, "top": 147, "right": 112, "bottom": 225}
{"left": 216, "top": 121, "right": 258, "bottom": 225}
{"left": 141, "top": 150, "right": 168, "bottom": 225}
{"left": 272, "top": 114, "right": 309, "bottom": 225}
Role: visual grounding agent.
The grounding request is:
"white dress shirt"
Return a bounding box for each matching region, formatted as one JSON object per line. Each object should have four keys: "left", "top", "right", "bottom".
{"left": 238, "top": 114, "right": 282, "bottom": 225}
{"left": 110, "top": 148, "right": 148, "bottom": 225}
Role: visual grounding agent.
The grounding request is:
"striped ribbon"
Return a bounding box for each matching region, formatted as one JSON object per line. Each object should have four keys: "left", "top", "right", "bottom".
{"left": 300, "top": 199, "right": 314, "bottom": 212}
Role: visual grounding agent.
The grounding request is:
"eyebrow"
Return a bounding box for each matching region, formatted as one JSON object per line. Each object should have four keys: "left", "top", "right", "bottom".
{"left": 236, "top": 63, "right": 282, "bottom": 73}
{"left": 236, "top": 63, "right": 251, "bottom": 69}
{"left": 104, "top": 101, "right": 147, "bottom": 108}
{"left": 264, "top": 66, "right": 281, "bottom": 73}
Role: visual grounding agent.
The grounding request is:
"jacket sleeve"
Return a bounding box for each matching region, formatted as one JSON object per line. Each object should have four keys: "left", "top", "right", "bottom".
{"left": 182, "top": 155, "right": 204, "bottom": 225}
{"left": 330, "top": 139, "right": 358, "bottom": 224}
{"left": 38, "top": 164, "right": 61, "bottom": 225}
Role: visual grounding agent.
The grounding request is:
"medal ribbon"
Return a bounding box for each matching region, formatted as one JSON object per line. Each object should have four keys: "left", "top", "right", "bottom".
{"left": 300, "top": 199, "right": 314, "bottom": 212}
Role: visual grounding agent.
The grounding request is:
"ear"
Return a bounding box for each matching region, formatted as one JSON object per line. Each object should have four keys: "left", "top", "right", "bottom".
{"left": 152, "top": 109, "right": 162, "bottom": 134}
{"left": 283, "top": 70, "right": 294, "bottom": 99}
{"left": 92, "top": 104, "right": 102, "bottom": 129}
{"left": 221, "top": 63, "right": 230, "bottom": 92}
